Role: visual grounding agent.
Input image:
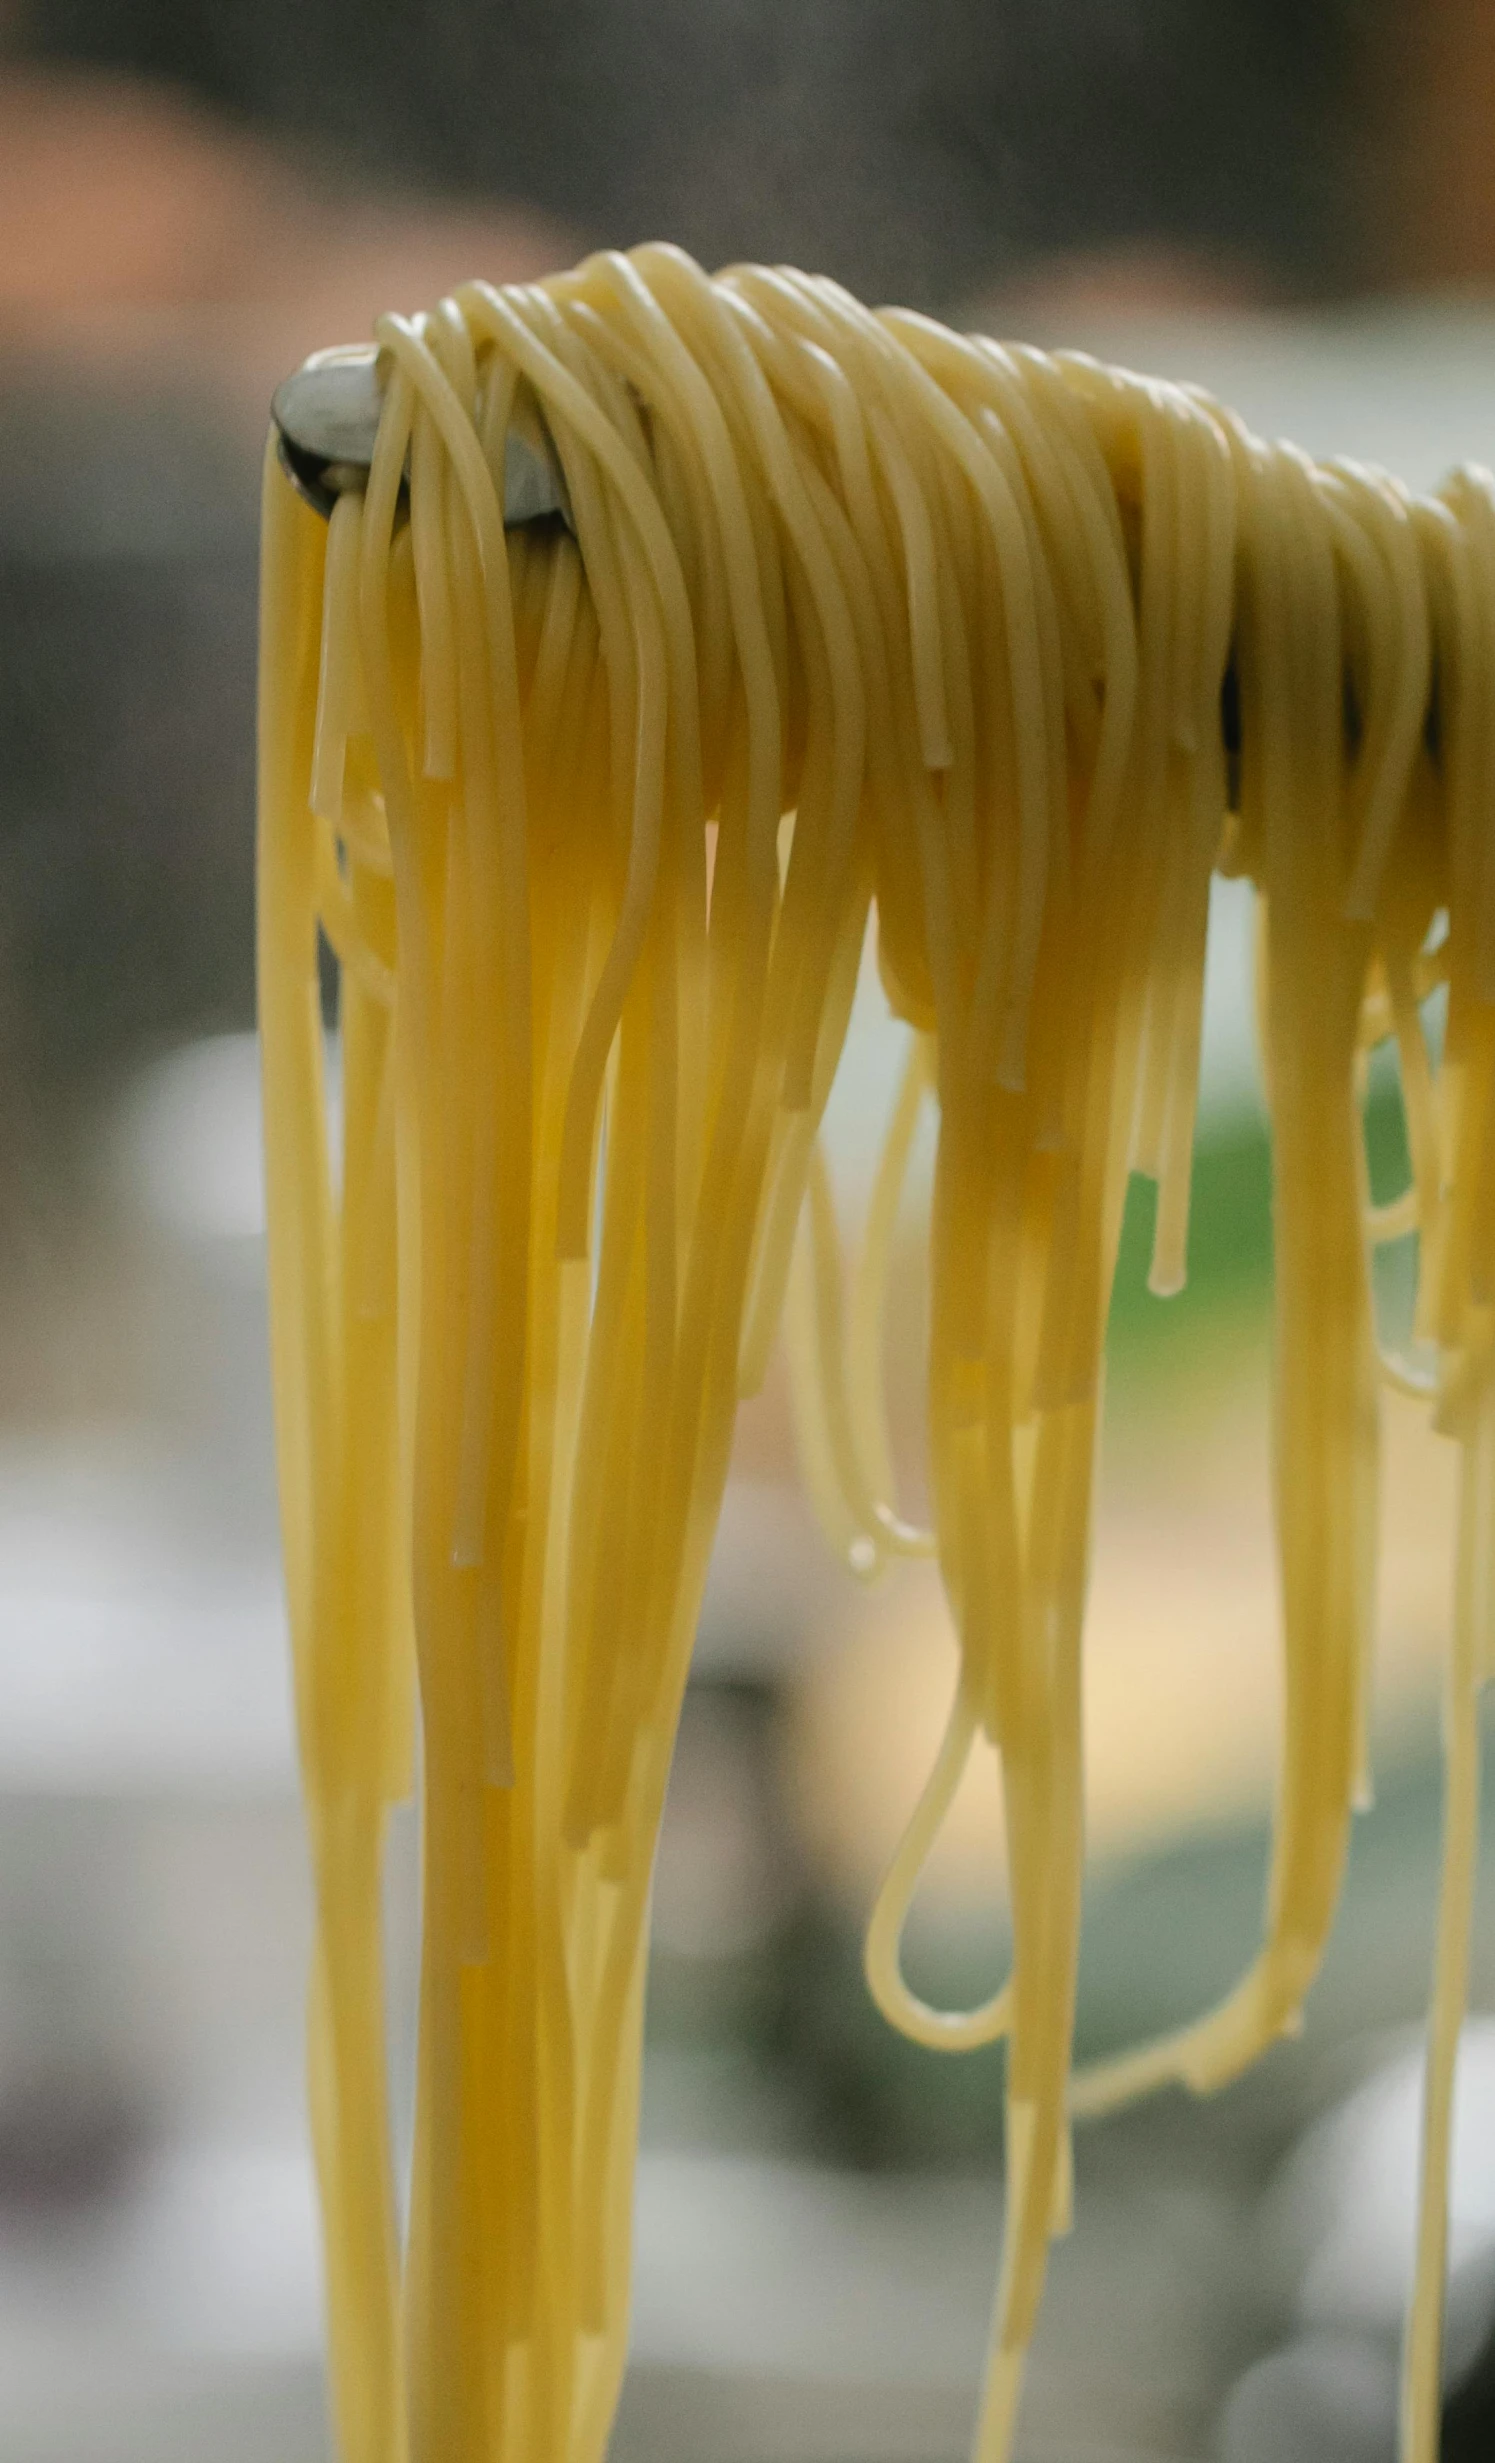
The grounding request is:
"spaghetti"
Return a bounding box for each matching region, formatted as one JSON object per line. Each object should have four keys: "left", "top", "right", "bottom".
{"left": 257, "top": 245, "right": 1493, "bottom": 2463}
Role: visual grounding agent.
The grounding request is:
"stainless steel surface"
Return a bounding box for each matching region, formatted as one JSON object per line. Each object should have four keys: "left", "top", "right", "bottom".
{"left": 270, "top": 344, "right": 570, "bottom": 528}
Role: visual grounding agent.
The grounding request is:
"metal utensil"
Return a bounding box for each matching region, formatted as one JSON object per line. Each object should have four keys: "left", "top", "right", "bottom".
{"left": 271, "top": 344, "right": 570, "bottom": 528}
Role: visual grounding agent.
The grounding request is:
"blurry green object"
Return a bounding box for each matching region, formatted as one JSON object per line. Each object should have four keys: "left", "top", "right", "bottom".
{"left": 769, "top": 1730, "right": 1491, "bottom": 2176}
{"left": 1109, "top": 1072, "right": 1417, "bottom": 1376}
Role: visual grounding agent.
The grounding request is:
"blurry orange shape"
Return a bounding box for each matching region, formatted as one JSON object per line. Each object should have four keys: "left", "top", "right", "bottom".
{"left": 789, "top": 1374, "right": 1460, "bottom": 1916}
{"left": 972, "top": 240, "right": 1272, "bottom": 340}
{"left": 0, "top": 63, "right": 571, "bottom": 415}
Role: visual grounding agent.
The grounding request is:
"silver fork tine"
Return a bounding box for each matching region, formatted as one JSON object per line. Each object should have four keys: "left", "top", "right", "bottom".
{"left": 271, "top": 344, "right": 570, "bottom": 529}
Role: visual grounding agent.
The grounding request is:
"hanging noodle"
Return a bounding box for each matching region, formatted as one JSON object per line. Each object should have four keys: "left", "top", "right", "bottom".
{"left": 257, "top": 243, "right": 1495, "bottom": 2463}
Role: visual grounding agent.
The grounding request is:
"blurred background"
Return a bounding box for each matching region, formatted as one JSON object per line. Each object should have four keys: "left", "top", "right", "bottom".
{"left": 2, "top": 3, "right": 1495, "bottom": 2458}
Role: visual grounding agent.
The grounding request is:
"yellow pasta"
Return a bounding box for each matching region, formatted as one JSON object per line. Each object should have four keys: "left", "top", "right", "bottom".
{"left": 257, "top": 244, "right": 1495, "bottom": 2463}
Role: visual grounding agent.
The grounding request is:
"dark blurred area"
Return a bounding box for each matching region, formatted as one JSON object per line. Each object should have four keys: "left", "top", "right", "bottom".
{"left": 0, "top": 384, "right": 255, "bottom": 1085}
{"left": 2, "top": 5, "right": 1495, "bottom": 2460}
{"left": 21, "top": 0, "right": 1371, "bottom": 309}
